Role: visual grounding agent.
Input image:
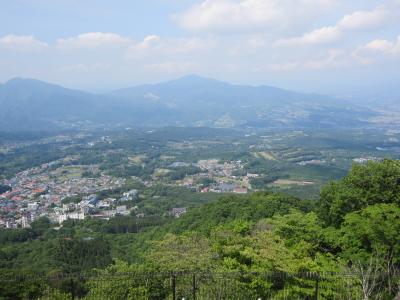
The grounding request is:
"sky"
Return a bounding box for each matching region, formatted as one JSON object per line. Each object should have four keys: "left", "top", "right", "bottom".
{"left": 0, "top": 0, "right": 399, "bottom": 94}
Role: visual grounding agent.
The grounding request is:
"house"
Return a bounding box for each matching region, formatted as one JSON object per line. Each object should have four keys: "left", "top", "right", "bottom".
{"left": 247, "top": 173, "right": 259, "bottom": 178}
{"left": 234, "top": 187, "right": 248, "bottom": 194}
{"left": 116, "top": 205, "right": 129, "bottom": 216}
{"left": 120, "top": 189, "right": 138, "bottom": 202}
{"left": 82, "top": 194, "right": 99, "bottom": 205}
{"left": 27, "top": 202, "right": 39, "bottom": 212}
{"left": 169, "top": 162, "right": 190, "bottom": 168}
{"left": 57, "top": 211, "right": 85, "bottom": 224}
{"left": 200, "top": 187, "right": 209, "bottom": 193}
{"left": 171, "top": 207, "right": 187, "bottom": 218}
{"left": 97, "top": 198, "right": 116, "bottom": 209}
{"left": 32, "top": 188, "right": 45, "bottom": 194}
{"left": 5, "top": 220, "right": 18, "bottom": 229}
{"left": 352, "top": 157, "right": 382, "bottom": 164}
{"left": 97, "top": 210, "right": 117, "bottom": 219}
{"left": 218, "top": 183, "right": 237, "bottom": 193}
{"left": 62, "top": 203, "right": 77, "bottom": 212}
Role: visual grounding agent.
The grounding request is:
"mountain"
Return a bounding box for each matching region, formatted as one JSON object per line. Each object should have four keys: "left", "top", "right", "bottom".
{"left": 112, "top": 75, "right": 374, "bottom": 128}
{"left": 0, "top": 78, "right": 176, "bottom": 130}
{"left": 0, "top": 76, "right": 375, "bottom": 131}
{"left": 0, "top": 78, "right": 101, "bottom": 130}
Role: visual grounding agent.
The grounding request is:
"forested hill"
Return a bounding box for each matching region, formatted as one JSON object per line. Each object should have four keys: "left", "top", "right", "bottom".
{"left": 0, "top": 76, "right": 374, "bottom": 130}
{"left": 1, "top": 160, "right": 400, "bottom": 299}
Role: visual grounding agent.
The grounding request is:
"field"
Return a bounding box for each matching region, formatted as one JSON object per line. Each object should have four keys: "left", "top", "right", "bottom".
{"left": 253, "top": 151, "right": 276, "bottom": 160}
{"left": 128, "top": 154, "right": 147, "bottom": 165}
{"left": 272, "top": 179, "right": 315, "bottom": 186}
{"left": 1, "top": 127, "right": 400, "bottom": 201}
{"left": 53, "top": 166, "right": 84, "bottom": 181}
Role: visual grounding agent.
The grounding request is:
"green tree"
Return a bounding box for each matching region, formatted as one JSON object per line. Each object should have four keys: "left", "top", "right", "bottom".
{"left": 0, "top": 184, "right": 11, "bottom": 194}
{"left": 340, "top": 203, "right": 400, "bottom": 265}
{"left": 85, "top": 260, "right": 164, "bottom": 300}
{"left": 319, "top": 159, "right": 400, "bottom": 226}
{"left": 52, "top": 237, "right": 112, "bottom": 273}
{"left": 147, "top": 233, "right": 215, "bottom": 272}
{"left": 0, "top": 269, "right": 48, "bottom": 300}
{"left": 31, "top": 217, "right": 52, "bottom": 236}
{"left": 338, "top": 204, "right": 400, "bottom": 298}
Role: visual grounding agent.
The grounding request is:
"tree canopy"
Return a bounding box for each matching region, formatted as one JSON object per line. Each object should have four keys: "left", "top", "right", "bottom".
{"left": 1, "top": 159, "right": 400, "bottom": 299}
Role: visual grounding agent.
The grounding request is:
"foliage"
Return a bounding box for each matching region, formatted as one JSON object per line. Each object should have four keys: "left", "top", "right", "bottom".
{"left": 319, "top": 159, "right": 400, "bottom": 226}
{"left": 0, "top": 269, "right": 48, "bottom": 300}
{"left": 1, "top": 159, "right": 400, "bottom": 298}
{"left": 166, "top": 192, "right": 314, "bottom": 234}
{"left": 340, "top": 203, "right": 400, "bottom": 265}
{"left": 31, "top": 217, "right": 52, "bottom": 236}
{"left": 147, "top": 233, "right": 215, "bottom": 272}
{"left": 0, "top": 228, "right": 36, "bottom": 245}
{"left": 61, "top": 196, "right": 81, "bottom": 204}
{"left": 51, "top": 237, "right": 112, "bottom": 273}
{"left": 165, "top": 166, "right": 201, "bottom": 181}
{"left": 84, "top": 260, "right": 165, "bottom": 300}
{"left": 0, "top": 184, "right": 11, "bottom": 194}
{"left": 249, "top": 174, "right": 280, "bottom": 189}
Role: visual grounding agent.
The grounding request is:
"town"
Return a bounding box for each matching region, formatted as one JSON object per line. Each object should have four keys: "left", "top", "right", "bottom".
{"left": 0, "top": 154, "right": 251, "bottom": 229}
{"left": 1, "top": 128, "right": 398, "bottom": 229}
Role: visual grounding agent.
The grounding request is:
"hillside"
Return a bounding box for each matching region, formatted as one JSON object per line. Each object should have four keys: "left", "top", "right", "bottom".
{"left": 0, "top": 76, "right": 374, "bottom": 131}
{"left": 1, "top": 160, "right": 400, "bottom": 299}
{"left": 113, "top": 75, "right": 373, "bottom": 128}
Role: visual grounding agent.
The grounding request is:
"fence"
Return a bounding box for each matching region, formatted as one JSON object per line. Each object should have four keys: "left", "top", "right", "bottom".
{"left": 1, "top": 271, "right": 399, "bottom": 300}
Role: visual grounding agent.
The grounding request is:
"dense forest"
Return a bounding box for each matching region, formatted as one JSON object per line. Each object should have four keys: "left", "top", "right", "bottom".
{"left": 1, "top": 160, "right": 400, "bottom": 299}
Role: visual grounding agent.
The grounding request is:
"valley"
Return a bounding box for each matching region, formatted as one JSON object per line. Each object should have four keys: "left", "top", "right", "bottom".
{"left": 1, "top": 127, "right": 399, "bottom": 229}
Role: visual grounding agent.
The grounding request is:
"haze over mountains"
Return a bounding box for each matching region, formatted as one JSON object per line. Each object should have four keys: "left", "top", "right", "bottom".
{"left": 0, "top": 75, "right": 377, "bottom": 131}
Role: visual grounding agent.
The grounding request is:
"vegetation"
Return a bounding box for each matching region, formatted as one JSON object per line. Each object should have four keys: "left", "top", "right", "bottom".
{"left": 1, "top": 128, "right": 400, "bottom": 298}
{"left": 319, "top": 159, "right": 400, "bottom": 226}
{"left": 1, "top": 159, "right": 400, "bottom": 298}
{"left": 0, "top": 185, "right": 11, "bottom": 194}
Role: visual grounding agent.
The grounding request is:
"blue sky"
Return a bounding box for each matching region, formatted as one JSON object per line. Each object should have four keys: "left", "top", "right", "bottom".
{"left": 0, "top": 0, "right": 399, "bottom": 94}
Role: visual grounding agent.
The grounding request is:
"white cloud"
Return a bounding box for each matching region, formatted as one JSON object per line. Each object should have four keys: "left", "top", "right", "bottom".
{"left": 338, "top": 6, "right": 391, "bottom": 30}
{"left": 352, "top": 36, "right": 400, "bottom": 64}
{"left": 126, "top": 35, "right": 162, "bottom": 58}
{"left": 57, "top": 32, "right": 130, "bottom": 48}
{"left": 276, "top": 5, "right": 397, "bottom": 47}
{"left": 135, "top": 35, "right": 161, "bottom": 50}
{"left": 364, "top": 39, "right": 397, "bottom": 53}
{"left": 275, "top": 26, "right": 341, "bottom": 47}
{"left": 126, "top": 36, "right": 214, "bottom": 59}
{"left": 0, "top": 35, "right": 47, "bottom": 51}
{"left": 174, "top": 0, "right": 336, "bottom": 33}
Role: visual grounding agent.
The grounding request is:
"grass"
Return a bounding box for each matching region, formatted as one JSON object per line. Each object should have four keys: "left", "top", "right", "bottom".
{"left": 128, "top": 154, "right": 147, "bottom": 165}
{"left": 272, "top": 179, "right": 315, "bottom": 186}
{"left": 153, "top": 169, "right": 171, "bottom": 177}
{"left": 52, "top": 166, "right": 84, "bottom": 181}
{"left": 253, "top": 151, "right": 276, "bottom": 160}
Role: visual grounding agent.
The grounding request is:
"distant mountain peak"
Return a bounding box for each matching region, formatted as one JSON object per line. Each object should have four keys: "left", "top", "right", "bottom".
{"left": 3, "top": 77, "right": 79, "bottom": 93}
{"left": 180, "top": 74, "right": 217, "bottom": 81}
{"left": 6, "top": 77, "right": 27, "bottom": 84}
{"left": 162, "top": 74, "right": 229, "bottom": 88}
{"left": 178, "top": 74, "right": 204, "bottom": 80}
{"left": 6, "top": 77, "right": 55, "bottom": 87}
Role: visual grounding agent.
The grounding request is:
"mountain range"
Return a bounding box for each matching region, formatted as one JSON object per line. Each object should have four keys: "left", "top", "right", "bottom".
{"left": 0, "top": 75, "right": 376, "bottom": 131}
